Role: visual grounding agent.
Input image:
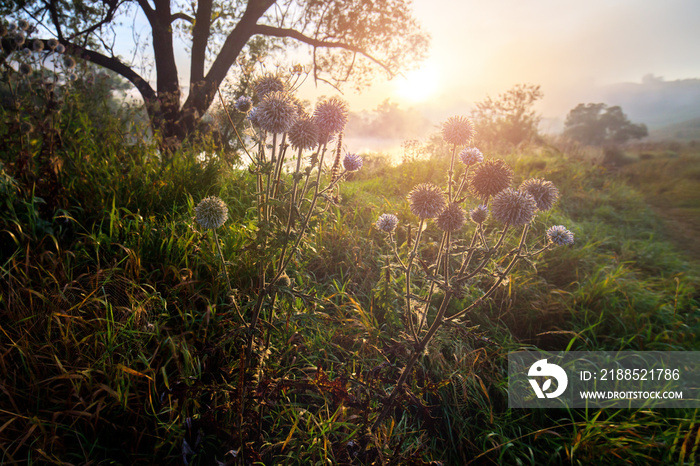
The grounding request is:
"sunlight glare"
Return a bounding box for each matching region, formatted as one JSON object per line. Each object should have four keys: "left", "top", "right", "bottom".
{"left": 394, "top": 66, "right": 439, "bottom": 103}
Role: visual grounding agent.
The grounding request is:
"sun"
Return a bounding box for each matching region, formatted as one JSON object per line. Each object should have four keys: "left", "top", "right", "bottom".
{"left": 394, "top": 66, "right": 439, "bottom": 103}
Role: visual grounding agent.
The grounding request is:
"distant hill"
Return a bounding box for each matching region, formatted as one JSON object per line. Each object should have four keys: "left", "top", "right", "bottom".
{"left": 649, "top": 116, "right": 700, "bottom": 141}
{"left": 600, "top": 75, "right": 700, "bottom": 128}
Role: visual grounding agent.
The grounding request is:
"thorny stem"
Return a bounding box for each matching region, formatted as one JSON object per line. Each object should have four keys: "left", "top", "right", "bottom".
{"left": 448, "top": 224, "right": 530, "bottom": 322}
{"left": 216, "top": 88, "right": 256, "bottom": 166}
{"left": 448, "top": 143, "right": 457, "bottom": 201}
{"left": 374, "top": 224, "right": 533, "bottom": 431}
{"left": 275, "top": 147, "right": 304, "bottom": 276}
{"left": 404, "top": 219, "right": 425, "bottom": 341}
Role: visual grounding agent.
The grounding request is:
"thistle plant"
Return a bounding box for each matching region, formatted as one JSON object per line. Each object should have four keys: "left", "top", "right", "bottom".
{"left": 219, "top": 71, "right": 360, "bottom": 361}
{"left": 373, "top": 116, "right": 573, "bottom": 429}
{"left": 194, "top": 196, "right": 232, "bottom": 293}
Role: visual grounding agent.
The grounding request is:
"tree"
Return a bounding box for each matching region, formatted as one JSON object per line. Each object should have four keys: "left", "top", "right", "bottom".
{"left": 563, "top": 103, "right": 648, "bottom": 146}
{"left": 470, "top": 83, "right": 543, "bottom": 147}
{"left": 2, "top": 0, "right": 427, "bottom": 150}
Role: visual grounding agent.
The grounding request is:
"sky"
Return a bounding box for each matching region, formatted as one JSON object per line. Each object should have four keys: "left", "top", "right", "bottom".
{"left": 297, "top": 0, "right": 700, "bottom": 132}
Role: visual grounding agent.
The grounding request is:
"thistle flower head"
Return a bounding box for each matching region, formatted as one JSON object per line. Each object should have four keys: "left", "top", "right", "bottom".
{"left": 55, "top": 43, "right": 65, "bottom": 54}
{"left": 469, "top": 158, "right": 514, "bottom": 199}
{"left": 436, "top": 202, "right": 466, "bottom": 232}
{"left": 13, "top": 32, "right": 25, "bottom": 46}
{"left": 491, "top": 188, "right": 537, "bottom": 226}
{"left": 275, "top": 271, "right": 292, "bottom": 287}
{"left": 247, "top": 107, "right": 260, "bottom": 127}
{"left": 256, "top": 91, "right": 298, "bottom": 134}
{"left": 546, "top": 225, "right": 574, "bottom": 246}
{"left": 288, "top": 116, "right": 319, "bottom": 150}
{"left": 234, "top": 95, "right": 253, "bottom": 113}
{"left": 18, "top": 63, "right": 32, "bottom": 76}
{"left": 459, "top": 147, "right": 484, "bottom": 166}
{"left": 470, "top": 204, "right": 489, "bottom": 224}
{"left": 442, "top": 116, "right": 475, "bottom": 145}
{"left": 62, "top": 55, "right": 76, "bottom": 70}
{"left": 343, "top": 153, "right": 363, "bottom": 172}
{"left": 17, "top": 19, "right": 29, "bottom": 31}
{"left": 46, "top": 38, "right": 58, "bottom": 50}
{"left": 313, "top": 96, "right": 348, "bottom": 139}
{"left": 376, "top": 213, "right": 399, "bottom": 233}
{"left": 7, "top": 23, "right": 17, "bottom": 34}
{"left": 519, "top": 178, "right": 559, "bottom": 211}
{"left": 195, "top": 196, "right": 228, "bottom": 230}
{"left": 253, "top": 74, "right": 285, "bottom": 99}
{"left": 407, "top": 183, "right": 447, "bottom": 219}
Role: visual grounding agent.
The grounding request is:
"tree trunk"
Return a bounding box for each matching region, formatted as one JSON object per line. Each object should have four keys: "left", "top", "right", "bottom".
{"left": 146, "top": 0, "right": 277, "bottom": 155}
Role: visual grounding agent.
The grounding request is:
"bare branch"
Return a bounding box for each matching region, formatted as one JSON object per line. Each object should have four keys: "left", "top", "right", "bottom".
{"left": 171, "top": 12, "right": 194, "bottom": 23}
{"left": 63, "top": 41, "right": 156, "bottom": 104}
{"left": 252, "top": 23, "right": 394, "bottom": 77}
{"left": 67, "top": 0, "right": 124, "bottom": 42}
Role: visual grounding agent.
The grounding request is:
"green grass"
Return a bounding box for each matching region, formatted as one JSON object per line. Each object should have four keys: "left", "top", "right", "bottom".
{"left": 1, "top": 86, "right": 699, "bottom": 464}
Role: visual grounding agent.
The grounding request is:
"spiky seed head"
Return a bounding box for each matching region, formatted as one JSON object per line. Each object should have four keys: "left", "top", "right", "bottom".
{"left": 62, "top": 55, "right": 76, "bottom": 69}
{"left": 407, "top": 183, "right": 447, "bottom": 219}
{"left": 491, "top": 188, "right": 537, "bottom": 226}
{"left": 234, "top": 95, "right": 253, "bottom": 113}
{"left": 55, "top": 43, "right": 65, "bottom": 54}
{"left": 256, "top": 91, "right": 298, "bottom": 134}
{"left": 247, "top": 107, "right": 261, "bottom": 127}
{"left": 46, "top": 38, "right": 58, "bottom": 50}
{"left": 436, "top": 203, "right": 466, "bottom": 232}
{"left": 546, "top": 225, "right": 574, "bottom": 245}
{"left": 470, "top": 204, "right": 489, "bottom": 224}
{"left": 7, "top": 23, "right": 17, "bottom": 34}
{"left": 376, "top": 213, "right": 399, "bottom": 233}
{"left": 18, "top": 63, "right": 32, "bottom": 76}
{"left": 195, "top": 196, "right": 228, "bottom": 230}
{"left": 442, "top": 116, "right": 475, "bottom": 145}
{"left": 519, "top": 178, "right": 559, "bottom": 211}
{"left": 288, "top": 116, "right": 319, "bottom": 150}
{"left": 343, "top": 153, "right": 363, "bottom": 172}
{"left": 32, "top": 39, "right": 44, "bottom": 52}
{"left": 469, "top": 158, "right": 514, "bottom": 198}
{"left": 253, "top": 74, "right": 285, "bottom": 99}
{"left": 13, "top": 32, "right": 25, "bottom": 46}
{"left": 17, "top": 19, "right": 29, "bottom": 31}
{"left": 275, "top": 271, "right": 292, "bottom": 287}
{"left": 313, "top": 96, "right": 348, "bottom": 139}
{"left": 459, "top": 147, "right": 484, "bottom": 166}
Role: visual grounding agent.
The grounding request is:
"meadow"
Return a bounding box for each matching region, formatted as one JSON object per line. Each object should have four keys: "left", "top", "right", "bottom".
{"left": 1, "top": 75, "right": 699, "bottom": 465}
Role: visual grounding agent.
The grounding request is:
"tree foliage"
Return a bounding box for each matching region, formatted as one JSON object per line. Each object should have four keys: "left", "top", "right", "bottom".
{"left": 2, "top": 0, "right": 428, "bottom": 148}
{"left": 470, "top": 83, "right": 543, "bottom": 147}
{"left": 563, "top": 103, "right": 648, "bottom": 146}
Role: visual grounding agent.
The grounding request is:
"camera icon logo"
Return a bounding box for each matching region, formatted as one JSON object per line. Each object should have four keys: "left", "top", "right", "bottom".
{"left": 528, "top": 359, "right": 568, "bottom": 399}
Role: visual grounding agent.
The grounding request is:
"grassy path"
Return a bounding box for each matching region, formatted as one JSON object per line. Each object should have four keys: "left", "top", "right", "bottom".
{"left": 620, "top": 152, "right": 700, "bottom": 265}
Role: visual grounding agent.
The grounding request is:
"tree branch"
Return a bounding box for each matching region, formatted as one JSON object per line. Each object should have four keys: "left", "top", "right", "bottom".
{"left": 190, "top": 0, "right": 213, "bottom": 85}
{"left": 135, "top": 0, "right": 156, "bottom": 25}
{"left": 252, "top": 23, "right": 395, "bottom": 77}
{"left": 171, "top": 12, "right": 194, "bottom": 23}
{"left": 65, "top": 42, "right": 156, "bottom": 104}
{"left": 67, "top": 0, "right": 123, "bottom": 42}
